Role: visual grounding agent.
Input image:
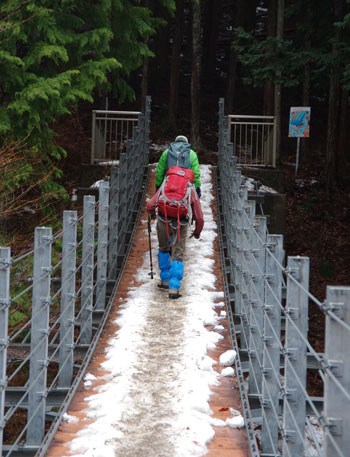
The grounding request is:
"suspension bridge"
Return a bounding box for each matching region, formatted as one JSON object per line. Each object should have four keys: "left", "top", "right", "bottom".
{"left": 0, "top": 98, "right": 349, "bottom": 457}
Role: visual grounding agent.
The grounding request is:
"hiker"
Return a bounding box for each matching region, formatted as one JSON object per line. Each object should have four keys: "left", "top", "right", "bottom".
{"left": 155, "top": 135, "right": 201, "bottom": 198}
{"left": 146, "top": 166, "right": 204, "bottom": 299}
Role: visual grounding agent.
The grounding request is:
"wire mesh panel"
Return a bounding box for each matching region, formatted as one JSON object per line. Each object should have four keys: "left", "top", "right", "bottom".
{"left": 91, "top": 110, "right": 141, "bottom": 163}
{"left": 228, "top": 115, "right": 277, "bottom": 167}
{"left": 217, "top": 97, "right": 350, "bottom": 457}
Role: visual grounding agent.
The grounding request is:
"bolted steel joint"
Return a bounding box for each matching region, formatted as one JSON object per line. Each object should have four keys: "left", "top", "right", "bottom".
{"left": 0, "top": 338, "right": 9, "bottom": 350}
{"left": 0, "top": 300, "right": 11, "bottom": 310}
{"left": 327, "top": 418, "right": 343, "bottom": 436}
{"left": 284, "top": 307, "right": 298, "bottom": 319}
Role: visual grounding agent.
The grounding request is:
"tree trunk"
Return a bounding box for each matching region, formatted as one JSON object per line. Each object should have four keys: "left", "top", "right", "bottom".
{"left": 150, "top": 4, "right": 171, "bottom": 88}
{"left": 169, "top": 0, "right": 185, "bottom": 129}
{"left": 191, "top": 0, "right": 202, "bottom": 150}
{"left": 301, "top": 36, "right": 311, "bottom": 165}
{"left": 337, "top": 87, "right": 348, "bottom": 184}
{"left": 326, "top": 0, "right": 344, "bottom": 193}
{"left": 141, "top": 51, "right": 150, "bottom": 113}
{"left": 226, "top": 0, "right": 245, "bottom": 113}
{"left": 263, "top": 0, "right": 277, "bottom": 116}
{"left": 202, "top": 0, "right": 221, "bottom": 82}
{"left": 274, "top": 0, "right": 284, "bottom": 163}
{"left": 141, "top": 0, "right": 152, "bottom": 110}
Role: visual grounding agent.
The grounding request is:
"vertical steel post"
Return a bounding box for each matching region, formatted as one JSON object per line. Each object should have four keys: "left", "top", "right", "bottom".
{"left": 248, "top": 216, "right": 267, "bottom": 396}
{"left": 96, "top": 182, "right": 109, "bottom": 310}
{"left": 0, "top": 247, "right": 10, "bottom": 453}
{"left": 272, "top": 116, "right": 277, "bottom": 167}
{"left": 239, "top": 187, "right": 249, "bottom": 350}
{"left": 323, "top": 286, "right": 350, "bottom": 457}
{"left": 244, "top": 200, "right": 255, "bottom": 358}
{"left": 108, "top": 167, "right": 119, "bottom": 279}
{"left": 27, "top": 227, "right": 52, "bottom": 445}
{"left": 80, "top": 196, "right": 95, "bottom": 345}
{"left": 261, "top": 234, "right": 284, "bottom": 455}
{"left": 119, "top": 152, "right": 127, "bottom": 260}
{"left": 234, "top": 181, "right": 244, "bottom": 322}
{"left": 91, "top": 110, "right": 96, "bottom": 164}
{"left": 59, "top": 211, "right": 77, "bottom": 387}
{"left": 282, "top": 256, "right": 309, "bottom": 457}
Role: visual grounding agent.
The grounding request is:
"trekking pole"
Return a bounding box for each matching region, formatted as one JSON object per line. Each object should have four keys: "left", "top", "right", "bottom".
{"left": 147, "top": 214, "right": 154, "bottom": 279}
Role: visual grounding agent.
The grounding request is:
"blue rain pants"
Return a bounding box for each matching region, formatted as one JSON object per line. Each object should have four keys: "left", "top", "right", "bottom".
{"left": 169, "top": 260, "right": 184, "bottom": 291}
{"left": 158, "top": 250, "right": 171, "bottom": 283}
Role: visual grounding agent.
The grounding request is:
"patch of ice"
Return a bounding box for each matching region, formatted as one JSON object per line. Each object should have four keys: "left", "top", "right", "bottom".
{"left": 219, "top": 350, "right": 237, "bottom": 366}
{"left": 63, "top": 413, "right": 79, "bottom": 423}
{"left": 226, "top": 415, "right": 244, "bottom": 428}
{"left": 221, "top": 367, "right": 235, "bottom": 377}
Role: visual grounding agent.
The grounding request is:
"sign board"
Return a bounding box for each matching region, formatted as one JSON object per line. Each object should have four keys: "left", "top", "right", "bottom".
{"left": 288, "top": 107, "right": 311, "bottom": 138}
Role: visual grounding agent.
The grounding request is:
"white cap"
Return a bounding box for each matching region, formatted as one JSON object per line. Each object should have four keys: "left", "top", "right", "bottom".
{"left": 175, "top": 135, "right": 188, "bottom": 143}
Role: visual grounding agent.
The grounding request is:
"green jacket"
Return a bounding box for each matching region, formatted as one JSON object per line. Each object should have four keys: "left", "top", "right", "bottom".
{"left": 155, "top": 148, "right": 201, "bottom": 189}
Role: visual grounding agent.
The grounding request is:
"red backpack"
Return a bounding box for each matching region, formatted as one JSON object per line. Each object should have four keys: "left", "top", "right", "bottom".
{"left": 156, "top": 166, "right": 195, "bottom": 240}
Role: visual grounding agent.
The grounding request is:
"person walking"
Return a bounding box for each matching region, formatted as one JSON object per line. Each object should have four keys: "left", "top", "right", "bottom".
{"left": 146, "top": 167, "right": 204, "bottom": 299}
{"left": 155, "top": 135, "right": 201, "bottom": 198}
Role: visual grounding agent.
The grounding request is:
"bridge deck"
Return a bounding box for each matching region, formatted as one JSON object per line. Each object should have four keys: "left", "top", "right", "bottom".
{"left": 46, "top": 165, "right": 249, "bottom": 457}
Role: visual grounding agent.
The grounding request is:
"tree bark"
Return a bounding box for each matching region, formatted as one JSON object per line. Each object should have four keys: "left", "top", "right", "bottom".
{"left": 226, "top": 0, "right": 245, "bottom": 113}
{"left": 274, "top": 0, "right": 284, "bottom": 163}
{"left": 141, "top": 0, "right": 152, "bottom": 111}
{"left": 150, "top": 3, "right": 171, "bottom": 88}
{"left": 326, "top": 0, "right": 344, "bottom": 193}
{"left": 337, "top": 87, "right": 348, "bottom": 184}
{"left": 141, "top": 49, "right": 150, "bottom": 113}
{"left": 263, "top": 0, "right": 277, "bottom": 116}
{"left": 169, "top": 0, "right": 185, "bottom": 129}
{"left": 202, "top": 0, "right": 221, "bottom": 82}
{"left": 191, "top": 0, "right": 202, "bottom": 150}
{"left": 301, "top": 35, "right": 312, "bottom": 165}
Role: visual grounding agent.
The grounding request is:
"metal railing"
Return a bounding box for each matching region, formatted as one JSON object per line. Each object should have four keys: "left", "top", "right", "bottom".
{"left": 0, "top": 100, "right": 151, "bottom": 457}
{"left": 225, "top": 105, "right": 277, "bottom": 168}
{"left": 218, "top": 98, "right": 350, "bottom": 457}
{"left": 91, "top": 97, "right": 151, "bottom": 163}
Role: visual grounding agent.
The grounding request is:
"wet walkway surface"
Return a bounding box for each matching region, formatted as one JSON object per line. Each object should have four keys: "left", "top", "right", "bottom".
{"left": 46, "top": 165, "right": 250, "bottom": 457}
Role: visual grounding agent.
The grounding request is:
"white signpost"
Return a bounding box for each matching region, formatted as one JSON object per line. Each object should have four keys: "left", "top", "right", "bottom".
{"left": 288, "top": 107, "right": 311, "bottom": 175}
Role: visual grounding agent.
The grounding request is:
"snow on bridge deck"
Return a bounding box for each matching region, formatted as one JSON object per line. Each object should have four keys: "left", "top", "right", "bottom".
{"left": 46, "top": 165, "right": 249, "bottom": 457}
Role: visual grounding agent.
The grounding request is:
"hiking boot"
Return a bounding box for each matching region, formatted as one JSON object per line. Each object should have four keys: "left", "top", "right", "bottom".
{"left": 169, "top": 288, "right": 181, "bottom": 299}
{"left": 158, "top": 281, "right": 169, "bottom": 290}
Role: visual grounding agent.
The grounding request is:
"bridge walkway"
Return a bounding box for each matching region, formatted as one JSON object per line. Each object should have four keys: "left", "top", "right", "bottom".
{"left": 45, "top": 165, "right": 250, "bottom": 457}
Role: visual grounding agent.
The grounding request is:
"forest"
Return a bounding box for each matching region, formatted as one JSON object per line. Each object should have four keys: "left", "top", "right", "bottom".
{"left": 0, "top": 0, "right": 349, "bottom": 295}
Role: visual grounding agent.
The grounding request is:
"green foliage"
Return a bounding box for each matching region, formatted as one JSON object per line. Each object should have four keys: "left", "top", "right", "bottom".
{"left": 232, "top": 0, "right": 350, "bottom": 96}
{"left": 319, "top": 260, "right": 335, "bottom": 279}
{"left": 0, "top": 0, "right": 169, "bottom": 213}
{"left": 232, "top": 28, "right": 305, "bottom": 88}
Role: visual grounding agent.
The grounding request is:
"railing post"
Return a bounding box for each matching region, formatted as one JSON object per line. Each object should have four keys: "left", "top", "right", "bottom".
{"left": 282, "top": 256, "right": 309, "bottom": 457}
{"left": 248, "top": 216, "right": 267, "bottom": 396}
{"left": 91, "top": 110, "right": 96, "bottom": 164}
{"left": 59, "top": 211, "right": 77, "bottom": 387}
{"left": 108, "top": 167, "right": 119, "bottom": 280}
{"left": 261, "top": 234, "right": 284, "bottom": 455}
{"left": 96, "top": 181, "right": 109, "bottom": 310}
{"left": 119, "top": 152, "right": 128, "bottom": 261}
{"left": 237, "top": 187, "right": 249, "bottom": 350}
{"left": 27, "top": 227, "right": 52, "bottom": 445}
{"left": 323, "top": 286, "right": 350, "bottom": 457}
{"left": 80, "top": 196, "right": 95, "bottom": 345}
{"left": 272, "top": 116, "right": 277, "bottom": 167}
{"left": 0, "top": 247, "right": 10, "bottom": 453}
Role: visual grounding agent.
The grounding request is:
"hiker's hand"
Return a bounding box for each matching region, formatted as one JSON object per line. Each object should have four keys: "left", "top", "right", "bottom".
{"left": 196, "top": 187, "right": 201, "bottom": 198}
{"left": 190, "top": 232, "right": 200, "bottom": 239}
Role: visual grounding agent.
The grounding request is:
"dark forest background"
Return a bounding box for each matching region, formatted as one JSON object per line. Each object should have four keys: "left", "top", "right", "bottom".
{"left": 0, "top": 0, "right": 349, "bottom": 303}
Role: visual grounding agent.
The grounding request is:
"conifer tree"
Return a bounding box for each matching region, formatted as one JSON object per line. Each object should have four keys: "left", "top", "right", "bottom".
{"left": 0, "top": 0, "right": 168, "bottom": 210}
